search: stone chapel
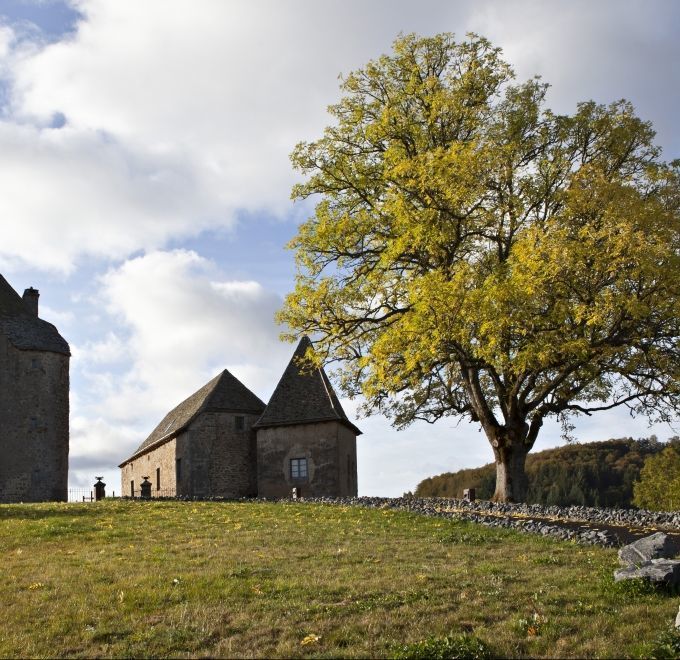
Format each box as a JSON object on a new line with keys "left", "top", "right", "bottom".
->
{"left": 119, "top": 336, "right": 360, "bottom": 498}
{"left": 0, "top": 274, "right": 70, "bottom": 503}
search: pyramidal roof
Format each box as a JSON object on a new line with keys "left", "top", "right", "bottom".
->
{"left": 0, "top": 274, "right": 70, "bottom": 356}
{"left": 254, "top": 336, "right": 361, "bottom": 435}
{"left": 120, "top": 369, "right": 266, "bottom": 465}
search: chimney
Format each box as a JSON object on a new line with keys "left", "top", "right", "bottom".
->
{"left": 22, "top": 288, "right": 39, "bottom": 317}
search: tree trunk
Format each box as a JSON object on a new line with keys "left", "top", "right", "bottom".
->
{"left": 491, "top": 441, "right": 529, "bottom": 503}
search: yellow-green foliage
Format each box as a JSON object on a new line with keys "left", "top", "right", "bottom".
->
{"left": 633, "top": 444, "right": 680, "bottom": 511}
{"left": 0, "top": 500, "right": 678, "bottom": 658}
{"left": 279, "top": 33, "right": 680, "bottom": 502}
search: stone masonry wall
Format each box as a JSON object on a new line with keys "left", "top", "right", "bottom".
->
{"left": 0, "top": 334, "right": 69, "bottom": 503}
{"left": 120, "top": 436, "right": 178, "bottom": 497}
{"left": 256, "top": 421, "right": 356, "bottom": 498}
{"left": 336, "top": 423, "right": 358, "bottom": 497}
{"left": 186, "top": 411, "right": 260, "bottom": 497}
{"left": 121, "top": 411, "right": 261, "bottom": 498}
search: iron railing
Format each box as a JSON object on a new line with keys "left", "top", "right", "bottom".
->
{"left": 127, "top": 487, "right": 177, "bottom": 499}
{"left": 67, "top": 488, "right": 116, "bottom": 502}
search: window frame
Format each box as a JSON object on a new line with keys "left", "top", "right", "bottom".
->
{"left": 290, "top": 457, "right": 308, "bottom": 480}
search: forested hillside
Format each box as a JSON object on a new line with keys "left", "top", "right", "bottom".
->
{"left": 415, "top": 437, "right": 673, "bottom": 508}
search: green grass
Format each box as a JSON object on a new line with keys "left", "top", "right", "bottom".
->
{"left": 0, "top": 500, "right": 677, "bottom": 658}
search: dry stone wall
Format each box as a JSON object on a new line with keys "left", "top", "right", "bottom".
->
{"left": 289, "top": 496, "right": 680, "bottom": 548}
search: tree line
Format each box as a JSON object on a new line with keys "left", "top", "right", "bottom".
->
{"left": 415, "top": 437, "right": 678, "bottom": 508}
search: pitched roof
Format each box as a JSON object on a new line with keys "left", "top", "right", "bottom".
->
{"left": 254, "top": 336, "right": 361, "bottom": 435}
{"left": 119, "top": 369, "right": 266, "bottom": 466}
{"left": 0, "top": 274, "right": 70, "bottom": 356}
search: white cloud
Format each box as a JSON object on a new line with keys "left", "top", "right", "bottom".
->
{"left": 0, "top": 25, "right": 13, "bottom": 59}
{"left": 68, "top": 249, "right": 293, "bottom": 487}
{"left": 1, "top": 0, "right": 374, "bottom": 271}
{"left": 39, "top": 303, "right": 75, "bottom": 328}
{"left": 0, "top": 0, "right": 677, "bottom": 273}
{"left": 469, "top": 0, "right": 680, "bottom": 156}
{"left": 74, "top": 331, "right": 129, "bottom": 365}
{"left": 0, "top": 122, "right": 225, "bottom": 271}
{"left": 68, "top": 415, "right": 139, "bottom": 490}
{"left": 98, "top": 249, "right": 287, "bottom": 398}
{"left": 0, "top": 0, "right": 677, "bottom": 494}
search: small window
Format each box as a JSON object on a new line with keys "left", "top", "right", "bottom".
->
{"left": 30, "top": 417, "right": 38, "bottom": 430}
{"left": 176, "top": 458, "right": 182, "bottom": 483}
{"left": 290, "top": 457, "right": 308, "bottom": 480}
{"left": 235, "top": 415, "right": 245, "bottom": 431}
{"left": 130, "top": 480, "right": 135, "bottom": 497}
{"left": 156, "top": 467, "right": 161, "bottom": 491}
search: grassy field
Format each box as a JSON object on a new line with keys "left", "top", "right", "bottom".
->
{"left": 0, "top": 500, "right": 679, "bottom": 658}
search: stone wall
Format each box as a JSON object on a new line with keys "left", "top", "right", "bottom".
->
{"left": 185, "top": 411, "right": 260, "bottom": 497}
{"left": 120, "top": 436, "right": 178, "bottom": 497}
{"left": 120, "top": 411, "right": 261, "bottom": 498}
{"left": 256, "top": 421, "right": 357, "bottom": 498}
{"left": 0, "top": 334, "right": 69, "bottom": 503}
{"left": 335, "top": 423, "right": 358, "bottom": 497}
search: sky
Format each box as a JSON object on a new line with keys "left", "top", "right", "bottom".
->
{"left": 0, "top": 0, "right": 679, "bottom": 496}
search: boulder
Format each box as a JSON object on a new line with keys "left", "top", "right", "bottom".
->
{"left": 614, "top": 558, "right": 680, "bottom": 586}
{"left": 618, "top": 532, "right": 675, "bottom": 567}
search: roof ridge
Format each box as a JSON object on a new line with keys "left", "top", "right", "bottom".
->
{"left": 198, "top": 369, "right": 229, "bottom": 412}
{"left": 120, "top": 367, "right": 266, "bottom": 466}
{"left": 318, "top": 365, "right": 338, "bottom": 417}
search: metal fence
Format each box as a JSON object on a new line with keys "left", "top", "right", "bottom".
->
{"left": 67, "top": 488, "right": 117, "bottom": 502}
{"left": 67, "top": 488, "right": 95, "bottom": 502}
{"left": 67, "top": 487, "right": 180, "bottom": 502}
{"left": 127, "top": 487, "right": 177, "bottom": 499}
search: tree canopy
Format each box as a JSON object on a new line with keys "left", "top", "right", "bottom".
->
{"left": 279, "top": 33, "right": 680, "bottom": 502}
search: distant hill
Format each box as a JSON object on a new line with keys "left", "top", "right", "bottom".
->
{"left": 414, "top": 437, "right": 671, "bottom": 508}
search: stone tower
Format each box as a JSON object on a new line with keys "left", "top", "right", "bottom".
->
{"left": 254, "top": 336, "right": 360, "bottom": 498}
{"left": 0, "top": 275, "right": 70, "bottom": 502}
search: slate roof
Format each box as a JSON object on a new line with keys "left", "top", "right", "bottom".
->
{"left": 119, "top": 369, "right": 266, "bottom": 466}
{"left": 254, "top": 336, "right": 362, "bottom": 435}
{"left": 0, "top": 274, "right": 70, "bottom": 356}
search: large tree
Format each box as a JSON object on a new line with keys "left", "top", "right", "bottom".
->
{"left": 278, "top": 33, "right": 680, "bottom": 502}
